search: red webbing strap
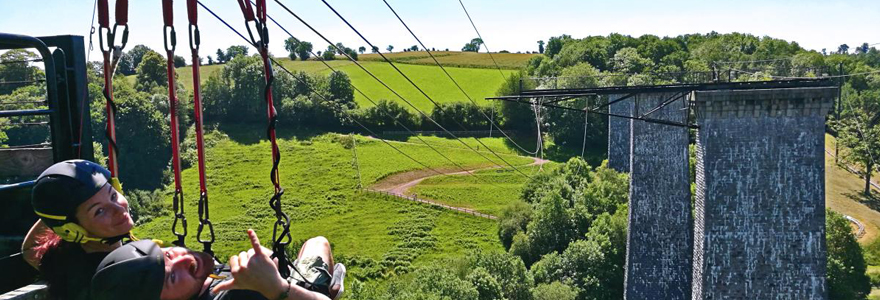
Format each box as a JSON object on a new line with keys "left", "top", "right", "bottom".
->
{"left": 162, "top": 0, "right": 187, "bottom": 247}
{"left": 255, "top": 0, "right": 266, "bottom": 24}
{"left": 236, "top": 0, "right": 255, "bottom": 21}
{"left": 115, "top": 0, "right": 128, "bottom": 25}
{"left": 188, "top": 0, "right": 214, "bottom": 255}
{"left": 162, "top": 0, "right": 174, "bottom": 26}
{"left": 187, "top": 0, "right": 198, "bottom": 24}
{"left": 98, "top": 0, "right": 109, "bottom": 28}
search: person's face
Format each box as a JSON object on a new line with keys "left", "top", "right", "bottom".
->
{"left": 74, "top": 184, "right": 133, "bottom": 238}
{"left": 159, "top": 247, "right": 214, "bottom": 300}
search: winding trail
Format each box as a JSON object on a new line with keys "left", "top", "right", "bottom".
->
{"left": 369, "top": 156, "right": 549, "bottom": 219}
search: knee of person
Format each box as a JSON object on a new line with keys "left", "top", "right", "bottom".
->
{"left": 306, "top": 236, "right": 330, "bottom": 249}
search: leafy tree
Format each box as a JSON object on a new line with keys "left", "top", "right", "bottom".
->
{"left": 497, "top": 71, "right": 538, "bottom": 131}
{"left": 296, "top": 41, "right": 313, "bottom": 61}
{"left": 284, "top": 37, "right": 300, "bottom": 60}
{"left": 352, "top": 99, "right": 419, "bottom": 131}
{"left": 409, "top": 45, "right": 419, "bottom": 52}
{"left": 835, "top": 86, "right": 880, "bottom": 196}
{"left": 839, "top": 44, "right": 850, "bottom": 55}
{"left": 358, "top": 46, "right": 366, "bottom": 54}
{"left": 207, "top": 56, "right": 214, "bottom": 65}
{"left": 499, "top": 200, "right": 533, "bottom": 250}
{"left": 116, "top": 45, "right": 154, "bottom": 75}
{"left": 0, "top": 50, "right": 41, "bottom": 94}
{"left": 387, "top": 45, "right": 394, "bottom": 53}
{"left": 335, "top": 43, "right": 346, "bottom": 55}
{"left": 827, "top": 209, "right": 871, "bottom": 299}
{"left": 173, "top": 55, "right": 187, "bottom": 68}
{"left": 322, "top": 50, "right": 336, "bottom": 61}
{"left": 546, "top": 34, "right": 572, "bottom": 58}
{"left": 344, "top": 48, "right": 358, "bottom": 61}
{"left": 215, "top": 48, "right": 227, "bottom": 63}
{"left": 467, "top": 268, "right": 503, "bottom": 300}
{"left": 469, "top": 252, "right": 533, "bottom": 300}
{"left": 371, "top": 46, "right": 379, "bottom": 53}
{"left": 531, "top": 281, "right": 577, "bottom": 300}
{"left": 610, "top": 47, "right": 653, "bottom": 73}
{"left": 225, "top": 45, "right": 249, "bottom": 59}
{"left": 385, "top": 266, "right": 479, "bottom": 300}
{"left": 462, "top": 38, "right": 484, "bottom": 52}
{"left": 134, "top": 51, "right": 167, "bottom": 92}
{"left": 537, "top": 40, "right": 545, "bottom": 54}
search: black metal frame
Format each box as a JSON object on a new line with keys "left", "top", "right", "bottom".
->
{"left": 488, "top": 78, "right": 838, "bottom": 129}
{"left": 0, "top": 33, "right": 93, "bottom": 163}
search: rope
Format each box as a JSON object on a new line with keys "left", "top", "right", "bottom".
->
{"left": 188, "top": 0, "right": 215, "bottom": 256}
{"left": 315, "top": 0, "right": 531, "bottom": 179}
{"left": 381, "top": 0, "right": 536, "bottom": 156}
{"left": 77, "top": 0, "right": 99, "bottom": 158}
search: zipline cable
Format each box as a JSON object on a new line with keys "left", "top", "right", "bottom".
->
{"left": 313, "top": 0, "right": 531, "bottom": 179}
{"left": 97, "top": 0, "right": 129, "bottom": 191}
{"left": 187, "top": 0, "right": 215, "bottom": 255}
{"left": 259, "top": 7, "right": 499, "bottom": 187}
{"left": 77, "top": 0, "right": 99, "bottom": 158}
{"left": 197, "top": 0, "right": 451, "bottom": 181}
{"left": 381, "top": 0, "right": 537, "bottom": 156}
{"left": 234, "top": 0, "right": 291, "bottom": 278}
{"left": 272, "top": 0, "right": 522, "bottom": 179}
{"left": 162, "top": 0, "right": 188, "bottom": 248}
{"left": 456, "top": 0, "right": 506, "bottom": 80}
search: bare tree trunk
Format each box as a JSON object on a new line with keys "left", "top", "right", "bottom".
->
{"left": 867, "top": 160, "right": 874, "bottom": 197}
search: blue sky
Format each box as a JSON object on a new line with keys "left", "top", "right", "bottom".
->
{"left": 1, "top": 0, "right": 878, "bottom": 61}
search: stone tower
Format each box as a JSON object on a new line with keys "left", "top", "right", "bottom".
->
{"left": 691, "top": 87, "right": 835, "bottom": 299}
{"left": 624, "top": 92, "right": 693, "bottom": 299}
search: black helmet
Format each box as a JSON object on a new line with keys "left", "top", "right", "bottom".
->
{"left": 31, "top": 160, "right": 113, "bottom": 243}
{"left": 91, "top": 240, "right": 165, "bottom": 300}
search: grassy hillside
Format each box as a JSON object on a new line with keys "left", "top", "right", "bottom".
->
{"left": 134, "top": 127, "right": 533, "bottom": 274}
{"left": 149, "top": 55, "right": 517, "bottom": 113}
{"left": 358, "top": 51, "right": 536, "bottom": 70}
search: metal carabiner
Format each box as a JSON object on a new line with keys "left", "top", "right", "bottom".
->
{"left": 164, "top": 25, "right": 177, "bottom": 53}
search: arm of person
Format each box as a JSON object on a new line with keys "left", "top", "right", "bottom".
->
{"left": 21, "top": 219, "right": 50, "bottom": 269}
{"left": 212, "top": 230, "right": 330, "bottom": 300}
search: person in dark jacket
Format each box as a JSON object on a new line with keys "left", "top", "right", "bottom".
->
{"left": 21, "top": 159, "right": 135, "bottom": 300}
{"left": 91, "top": 229, "right": 346, "bottom": 300}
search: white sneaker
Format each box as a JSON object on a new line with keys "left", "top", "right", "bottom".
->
{"left": 330, "top": 263, "right": 346, "bottom": 300}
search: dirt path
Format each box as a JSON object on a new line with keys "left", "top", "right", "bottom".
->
{"left": 369, "top": 156, "right": 549, "bottom": 219}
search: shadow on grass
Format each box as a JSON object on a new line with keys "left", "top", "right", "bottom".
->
{"left": 217, "top": 122, "right": 326, "bottom": 145}
{"left": 846, "top": 191, "right": 880, "bottom": 211}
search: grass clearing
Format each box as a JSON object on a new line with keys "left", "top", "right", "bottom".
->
{"left": 409, "top": 164, "right": 557, "bottom": 216}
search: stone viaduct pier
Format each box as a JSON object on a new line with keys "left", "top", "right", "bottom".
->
{"left": 493, "top": 79, "right": 837, "bottom": 299}
{"left": 604, "top": 84, "right": 835, "bottom": 299}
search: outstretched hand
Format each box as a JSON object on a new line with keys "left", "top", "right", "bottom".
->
{"left": 212, "top": 230, "right": 286, "bottom": 298}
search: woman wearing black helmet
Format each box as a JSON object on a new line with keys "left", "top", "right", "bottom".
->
{"left": 20, "top": 159, "right": 135, "bottom": 300}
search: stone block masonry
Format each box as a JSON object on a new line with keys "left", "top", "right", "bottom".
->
{"left": 608, "top": 94, "right": 632, "bottom": 173}
{"left": 625, "top": 92, "right": 692, "bottom": 299}
{"left": 691, "top": 87, "right": 836, "bottom": 299}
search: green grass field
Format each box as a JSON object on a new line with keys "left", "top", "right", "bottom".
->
{"left": 358, "top": 51, "right": 536, "bottom": 70}
{"left": 409, "top": 164, "right": 556, "bottom": 216}
{"left": 134, "top": 127, "right": 535, "bottom": 280}
{"left": 147, "top": 54, "right": 518, "bottom": 113}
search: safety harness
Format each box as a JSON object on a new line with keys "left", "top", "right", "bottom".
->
{"left": 187, "top": 0, "right": 216, "bottom": 256}
{"left": 236, "top": 0, "right": 293, "bottom": 278}
{"left": 97, "top": 0, "right": 128, "bottom": 193}
{"left": 161, "top": 0, "right": 188, "bottom": 248}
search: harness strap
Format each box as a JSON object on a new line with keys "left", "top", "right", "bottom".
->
{"left": 162, "top": 0, "right": 187, "bottom": 248}
{"left": 188, "top": 0, "right": 215, "bottom": 256}
{"left": 97, "top": 0, "right": 129, "bottom": 184}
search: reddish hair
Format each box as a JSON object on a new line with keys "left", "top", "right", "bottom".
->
{"left": 34, "top": 231, "right": 76, "bottom": 298}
